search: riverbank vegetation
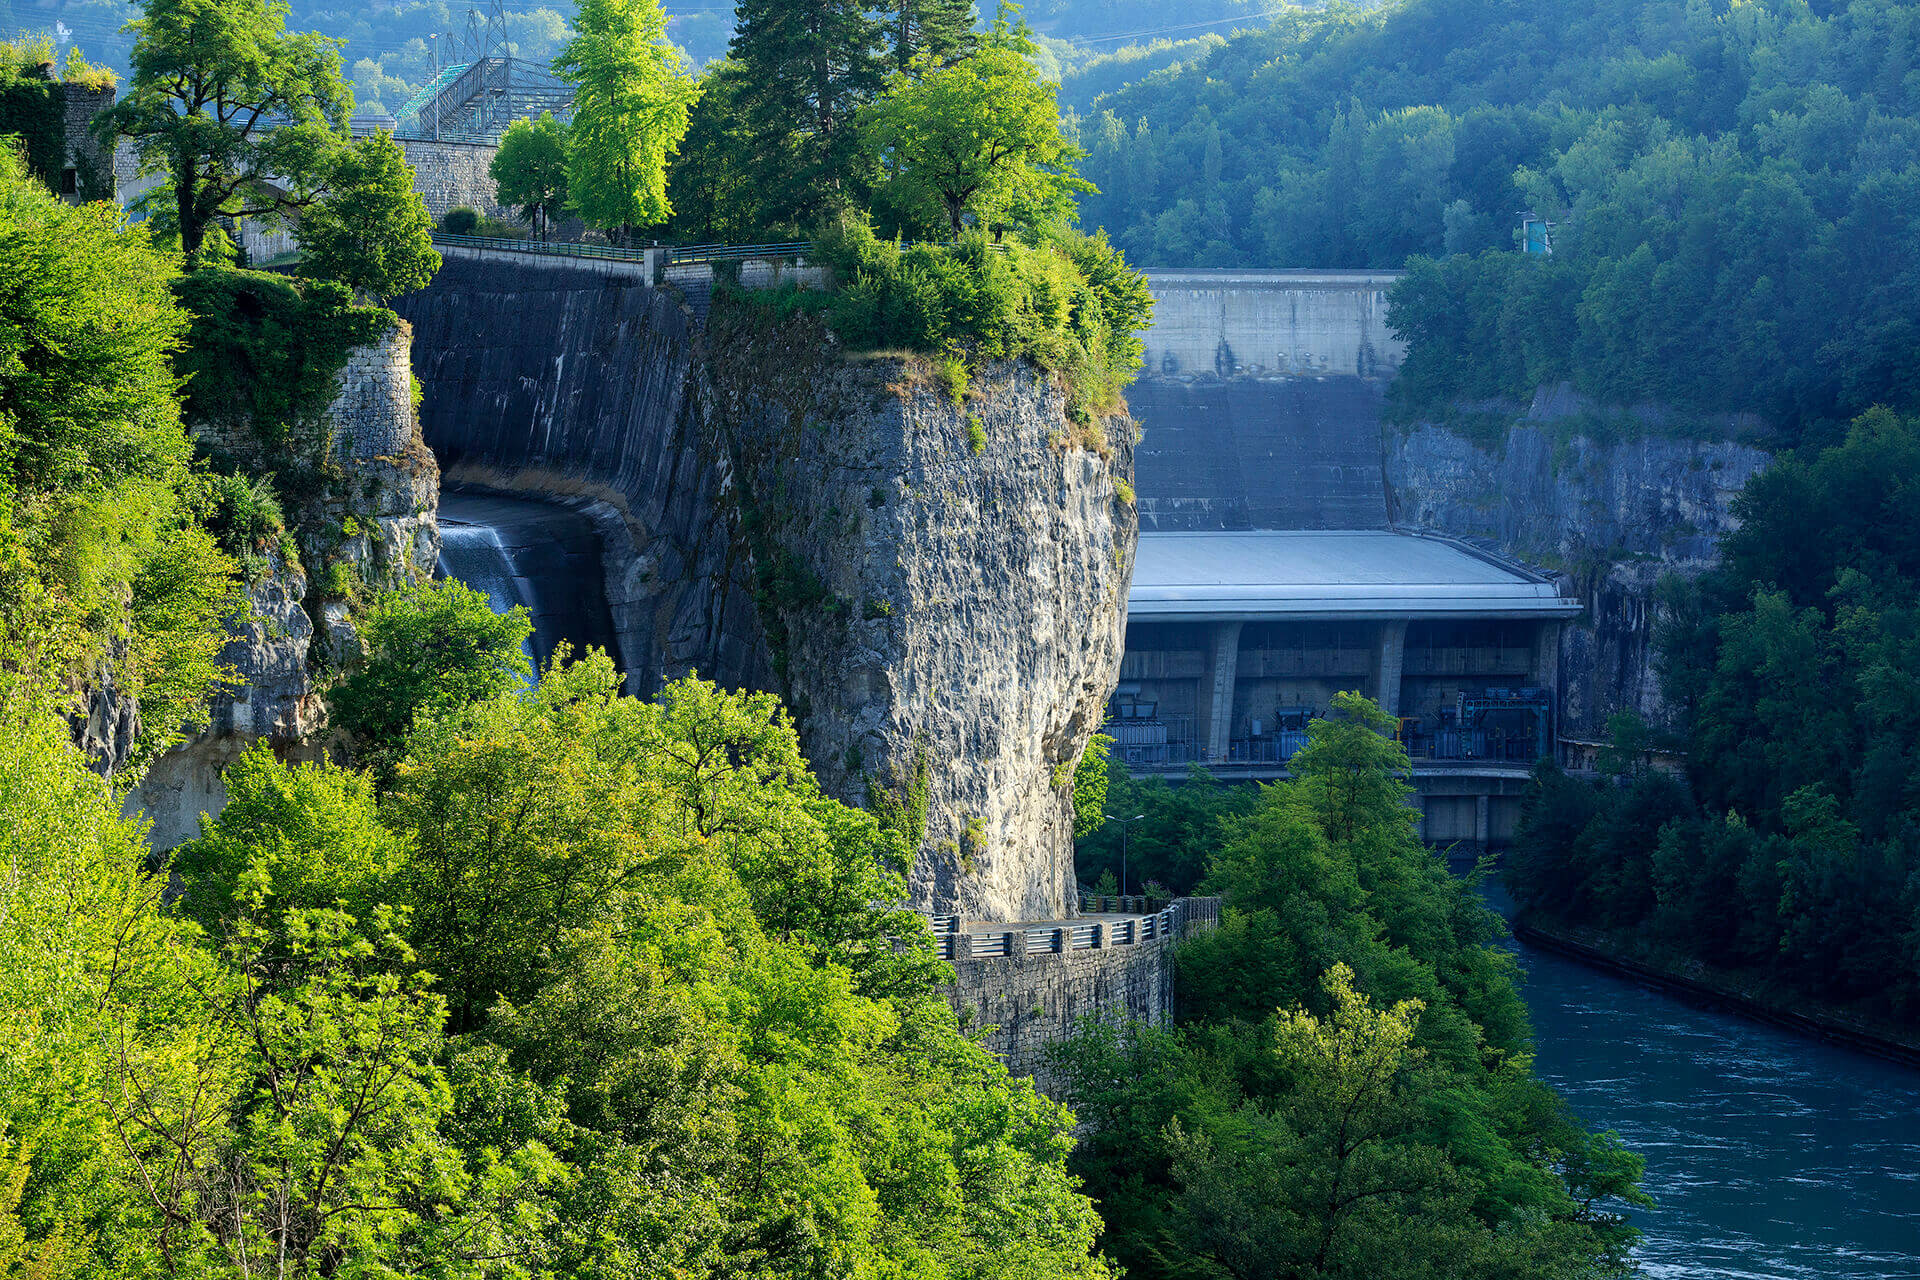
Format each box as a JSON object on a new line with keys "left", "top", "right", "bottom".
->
{"left": 1058, "top": 693, "right": 1647, "bottom": 1278}
{"left": 1507, "top": 409, "right": 1920, "bottom": 1030}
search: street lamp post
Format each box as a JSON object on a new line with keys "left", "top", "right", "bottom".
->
{"left": 1103, "top": 812, "right": 1146, "bottom": 901}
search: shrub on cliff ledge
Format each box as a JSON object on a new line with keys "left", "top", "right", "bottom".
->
{"left": 804, "top": 214, "right": 1153, "bottom": 423}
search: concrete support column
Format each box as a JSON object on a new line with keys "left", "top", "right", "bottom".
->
{"left": 1375, "top": 619, "right": 1409, "bottom": 716}
{"left": 1531, "top": 619, "right": 1561, "bottom": 691}
{"left": 1532, "top": 619, "right": 1563, "bottom": 761}
{"left": 1474, "top": 795, "right": 1491, "bottom": 850}
{"left": 1201, "top": 621, "right": 1243, "bottom": 762}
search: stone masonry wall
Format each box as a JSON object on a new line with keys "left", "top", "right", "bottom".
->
{"left": 948, "top": 898, "right": 1221, "bottom": 1095}
{"left": 399, "top": 139, "right": 506, "bottom": 219}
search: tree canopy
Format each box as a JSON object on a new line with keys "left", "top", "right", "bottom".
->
{"left": 862, "top": 17, "right": 1091, "bottom": 238}
{"left": 297, "top": 129, "right": 440, "bottom": 300}
{"left": 104, "top": 0, "right": 353, "bottom": 264}
{"left": 1057, "top": 693, "right": 1647, "bottom": 1279}
{"left": 554, "top": 0, "right": 702, "bottom": 235}
{"left": 489, "top": 112, "right": 571, "bottom": 239}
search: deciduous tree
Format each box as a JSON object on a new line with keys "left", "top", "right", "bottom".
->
{"left": 554, "top": 0, "right": 701, "bottom": 235}
{"left": 861, "top": 18, "right": 1092, "bottom": 237}
{"left": 490, "top": 111, "right": 570, "bottom": 239}
{"left": 103, "top": 0, "right": 353, "bottom": 265}
{"left": 297, "top": 130, "right": 439, "bottom": 300}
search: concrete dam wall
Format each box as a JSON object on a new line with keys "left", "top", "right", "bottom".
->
{"left": 1133, "top": 271, "right": 1399, "bottom": 533}
{"left": 392, "top": 256, "right": 1133, "bottom": 921}
{"left": 1130, "top": 269, "right": 1768, "bottom": 741}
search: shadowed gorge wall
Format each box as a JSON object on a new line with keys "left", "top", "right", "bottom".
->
{"left": 393, "top": 257, "right": 1133, "bottom": 920}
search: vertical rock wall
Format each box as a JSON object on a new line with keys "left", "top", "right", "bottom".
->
{"left": 131, "top": 316, "right": 439, "bottom": 846}
{"left": 1386, "top": 415, "right": 1770, "bottom": 737}
{"left": 702, "top": 310, "right": 1135, "bottom": 920}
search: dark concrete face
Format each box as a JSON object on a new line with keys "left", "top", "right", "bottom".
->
{"left": 437, "top": 490, "right": 619, "bottom": 676}
{"left": 1128, "top": 377, "right": 1389, "bottom": 531}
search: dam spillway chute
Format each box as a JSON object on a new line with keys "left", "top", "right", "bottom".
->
{"left": 434, "top": 491, "right": 620, "bottom": 679}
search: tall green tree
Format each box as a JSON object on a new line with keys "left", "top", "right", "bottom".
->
{"left": 103, "top": 0, "right": 352, "bottom": 265}
{"left": 886, "top": 0, "right": 977, "bottom": 71}
{"left": 553, "top": 0, "right": 701, "bottom": 235}
{"left": 862, "top": 16, "right": 1092, "bottom": 237}
{"left": 297, "top": 130, "right": 439, "bottom": 300}
{"left": 489, "top": 111, "right": 570, "bottom": 240}
{"left": 726, "top": 0, "right": 887, "bottom": 231}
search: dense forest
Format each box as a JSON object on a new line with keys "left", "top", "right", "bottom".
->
{"left": 1506, "top": 409, "right": 1920, "bottom": 1030}
{"left": 1070, "top": 0, "right": 1920, "bottom": 439}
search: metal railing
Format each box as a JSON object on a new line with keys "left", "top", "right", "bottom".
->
{"left": 430, "top": 231, "right": 654, "bottom": 262}
{"left": 665, "top": 241, "right": 812, "bottom": 266}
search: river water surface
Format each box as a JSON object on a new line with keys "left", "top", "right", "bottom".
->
{"left": 1501, "top": 918, "right": 1920, "bottom": 1277}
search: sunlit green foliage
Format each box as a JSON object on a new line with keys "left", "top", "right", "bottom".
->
{"left": 489, "top": 112, "right": 571, "bottom": 239}
{"left": 297, "top": 129, "right": 440, "bottom": 301}
{"left": 0, "top": 147, "right": 236, "bottom": 766}
{"left": 328, "top": 577, "right": 533, "bottom": 767}
{"left": 788, "top": 213, "right": 1152, "bottom": 422}
{"left": 861, "top": 17, "right": 1091, "bottom": 238}
{"left": 554, "top": 0, "right": 701, "bottom": 235}
{"left": 1508, "top": 409, "right": 1920, "bottom": 1024}
{"left": 1056, "top": 692, "right": 1646, "bottom": 1279}
{"left": 104, "top": 0, "right": 353, "bottom": 264}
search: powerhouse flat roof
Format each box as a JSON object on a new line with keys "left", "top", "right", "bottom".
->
{"left": 1130, "top": 531, "right": 1582, "bottom": 621}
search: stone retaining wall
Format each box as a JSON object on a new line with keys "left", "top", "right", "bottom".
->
{"left": 946, "top": 897, "right": 1221, "bottom": 1094}
{"left": 399, "top": 138, "right": 505, "bottom": 219}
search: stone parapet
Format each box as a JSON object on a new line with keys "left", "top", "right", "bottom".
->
{"left": 944, "top": 896, "right": 1221, "bottom": 1095}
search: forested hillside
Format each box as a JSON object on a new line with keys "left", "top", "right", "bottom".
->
{"left": 1074, "top": 0, "right": 1920, "bottom": 438}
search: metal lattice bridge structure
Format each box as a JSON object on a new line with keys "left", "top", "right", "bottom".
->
{"left": 394, "top": 56, "right": 574, "bottom": 144}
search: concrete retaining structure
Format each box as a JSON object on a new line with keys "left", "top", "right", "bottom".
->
{"left": 945, "top": 897, "right": 1221, "bottom": 1093}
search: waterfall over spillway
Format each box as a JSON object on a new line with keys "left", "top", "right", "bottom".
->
{"left": 435, "top": 491, "right": 620, "bottom": 678}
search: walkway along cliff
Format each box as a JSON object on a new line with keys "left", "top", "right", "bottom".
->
{"left": 392, "top": 256, "right": 1136, "bottom": 922}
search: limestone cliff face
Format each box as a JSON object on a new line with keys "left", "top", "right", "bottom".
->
{"left": 1386, "top": 402, "right": 1770, "bottom": 737}
{"left": 702, "top": 311, "right": 1135, "bottom": 920}
{"left": 395, "top": 259, "right": 1134, "bottom": 920}
{"left": 131, "top": 316, "right": 439, "bottom": 845}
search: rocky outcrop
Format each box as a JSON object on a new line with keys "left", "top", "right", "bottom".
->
{"left": 135, "top": 555, "right": 325, "bottom": 848}
{"left": 130, "top": 315, "right": 439, "bottom": 845}
{"left": 703, "top": 311, "right": 1135, "bottom": 920}
{"left": 394, "top": 258, "right": 1134, "bottom": 920}
{"left": 1386, "top": 405, "right": 1770, "bottom": 737}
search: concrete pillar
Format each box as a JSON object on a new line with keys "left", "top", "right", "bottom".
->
{"left": 1532, "top": 619, "right": 1563, "bottom": 762}
{"left": 1375, "top": 619, "right": 1409, "bottom": 716}
{"left": 1474, "top": 795, "right": 1491, "bottom": 850}
{"left": 1531, "top": 619, "right": 1561, "bottom": 691}
{"left": 1201, "top": 620, "right": 1243, "bottom": 762}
